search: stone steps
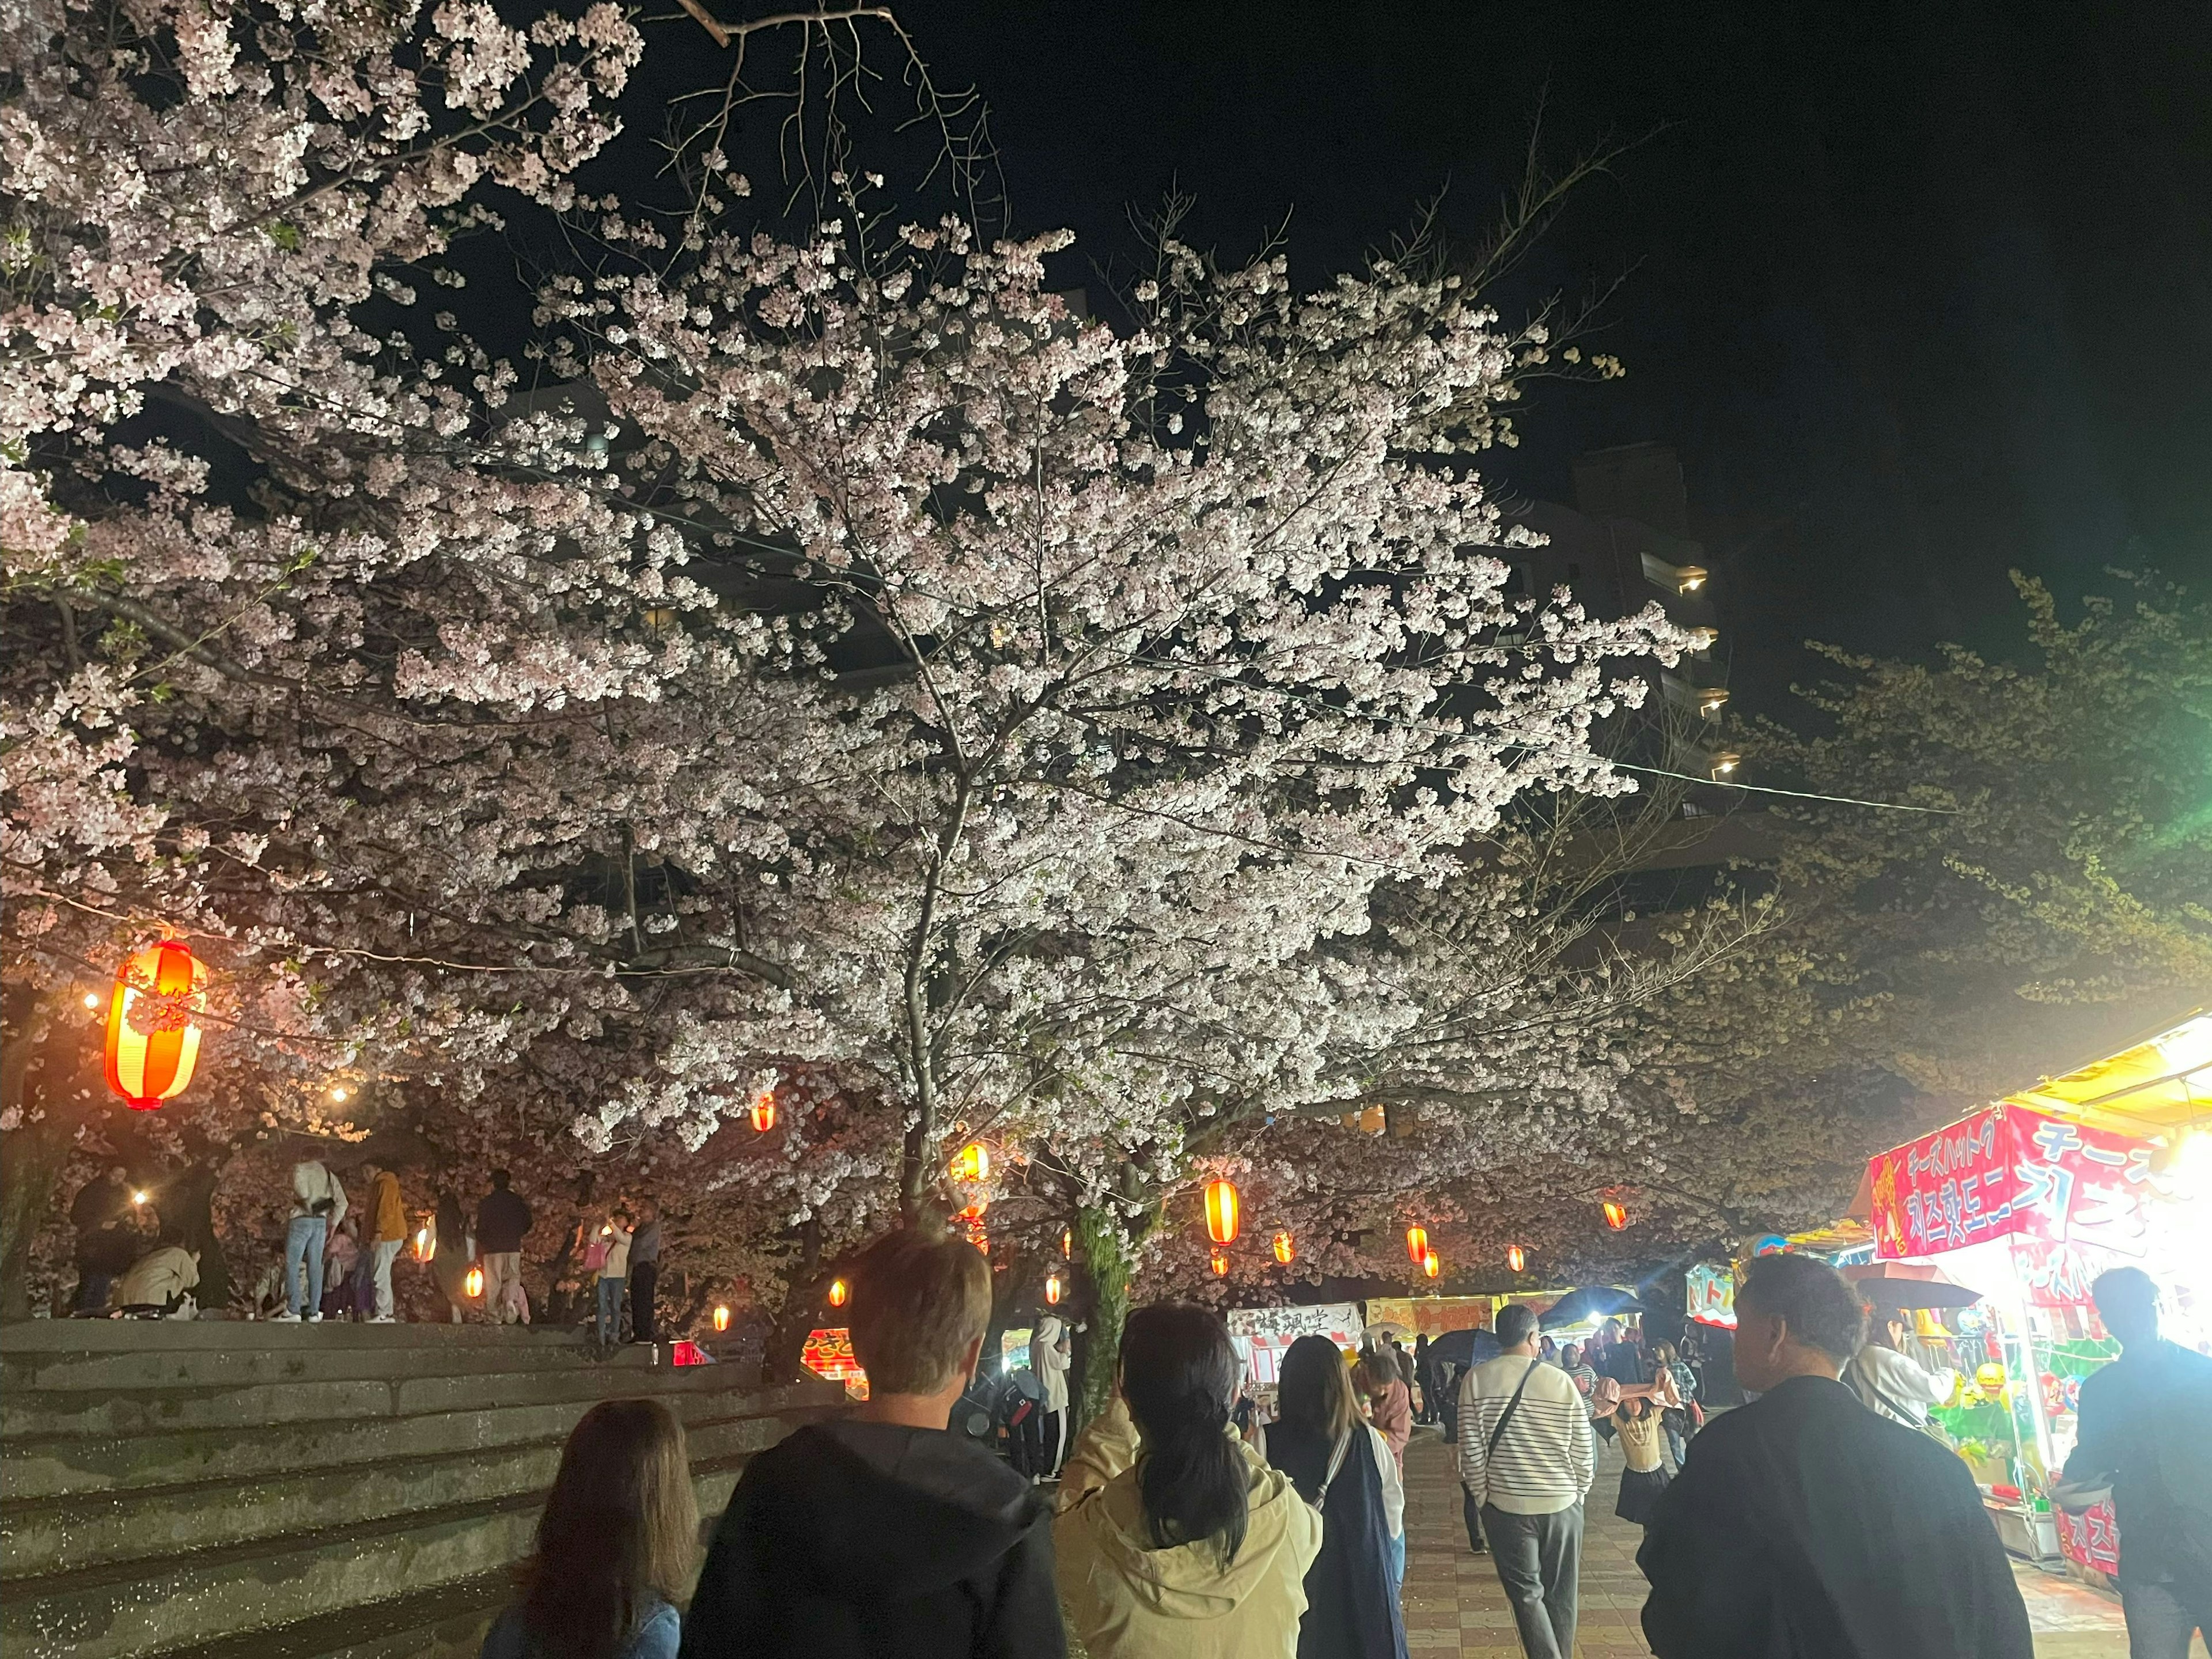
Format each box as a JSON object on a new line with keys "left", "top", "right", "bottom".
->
{"left": 0, "top": 1321, "right": 838, "bottom": 1659}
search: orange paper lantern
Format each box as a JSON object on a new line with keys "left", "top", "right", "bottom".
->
{"left": 713, "top": 1304, "right": 732, "bottom": 1332}
{"left": 1405, "top": 1224, "right": 1428, "bottom": 1266}
{"left": 827, "top": 1277, "right": 849, "bottom": 1308}
{"left": 950, "top": 1141, "right": 990, "bottom": 1183}
{"left": 1507, "top": 1243, "right": 1528, "bottom": 1274}
{"left": 1422, "top": 1247, "right": 1440, "bottom": 1279}
{"left": 1203, "top": 1178, "right": 1240, "bottom": 1244}
{"left": 749, "top": 1093, "right": 777, "bottom": 1132}
{"left": 1062, "top": 1227, "right": 1073, "bottom": 1258}
{"left": 1046, "top": 1273, "right": 1063, "bottom": 1305}
{"left": 465, "top": 1265, "right": 484, "bottom": 1298}
{"left": 1272, "top": 1230, "right": 1295, "bottom": 1265}
{"left": 1602, "top": 1200, "right": 1629, "bottom": 1231}
{"left": 412, "top": 1225, "right": 435, "bottom": 1264}
{"left": 1210, "top": 1250, "right": 1230, "bottom": 1277}
{"left": 103, "top": 940, "right": 206, "bottom": 1111}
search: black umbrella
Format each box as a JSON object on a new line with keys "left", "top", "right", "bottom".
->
{"left": 1537, "top": 1287, "right": 1644, "bottom": 1330}
{"left": 1844, "top": 1263, "right": 1983, "bottom": 1310}
{"left": 1429, "top": 1326, "right": 1501, "bottom": 1370}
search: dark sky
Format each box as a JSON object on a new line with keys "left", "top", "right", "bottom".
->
{"left": 597, "top": 0, "right": 2212, "bottom": 710}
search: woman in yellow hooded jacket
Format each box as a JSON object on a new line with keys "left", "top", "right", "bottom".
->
{"left": 1055, "top": 1304, "right": 1322, "bottom": 1659}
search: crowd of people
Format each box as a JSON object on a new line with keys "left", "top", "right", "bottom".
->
{"left": 463, "top": 1239, "right": 2210, "bottom": 1659}
{"left": 65, "top": 1158, "right": 676, "bottom": 1346}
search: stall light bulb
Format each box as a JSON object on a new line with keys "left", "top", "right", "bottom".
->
{"left": 83, "top": 992, "right": 101, "bottom": 1010}
{"left": 330, "top": 1085, "right": 349, "bottom": 1103}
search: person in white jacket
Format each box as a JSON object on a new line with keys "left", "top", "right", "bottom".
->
{"left": 276, "top": 1158, "right": 347, "bottom": 1322}
{"left": 1847, "top": 1306, "right": 1958, "bottom": 1426}
{"left": 1029, "top": 1313, "right": 1073, "bottom": 1480}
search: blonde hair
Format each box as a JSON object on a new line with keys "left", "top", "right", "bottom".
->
{"left": 848, "top": 1229, "right": 992, "bottom": 1394}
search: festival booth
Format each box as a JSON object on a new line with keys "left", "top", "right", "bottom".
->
{"left": 1361, "top": 1294, "right": 1495, "bottom": 1343}
{"left": 1859, "top": 1011, "right": 2210, "bottom": 1579}
{"left": 1226, "top": 1302, "right": 1364, "bottom": 1386}
{"left": 1685, "top": 1263, "right": 1737, "bottom": 1331}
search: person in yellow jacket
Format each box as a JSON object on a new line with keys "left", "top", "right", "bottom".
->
{"left": 361, "top": 1161, "right": 407, "bottom": 1323}
{"left": 1055, "top": 1304, "right": 1321, "bottom": 1659}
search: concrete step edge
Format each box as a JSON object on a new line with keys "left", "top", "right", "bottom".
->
{"left": 132, "top": 1569, "right": 512, "bottom": 1659}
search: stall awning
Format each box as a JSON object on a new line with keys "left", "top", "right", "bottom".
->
{"left": 2005, "top": 1010, "right": 2211, "bottom": 1137}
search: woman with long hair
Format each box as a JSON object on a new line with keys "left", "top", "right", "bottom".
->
{"left": 1056, "top": 1302, "right": 1321, "bottom": 1659}
{"left": 481, "top": 1399, "right": 698, "bottom": 1659}
{"left": 1257, "top": 1337, "right": 1408, "bottom": 1659}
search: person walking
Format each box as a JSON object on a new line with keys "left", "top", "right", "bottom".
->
{"left": 1638, "top": 1252, "right": 2031, "bottom": 1659}
{"left": 1028, "top": 1313, "right": 1072, "bottom": 1480}
{"left": 477, "top": 1169, "right": 533, "bottom": 1325}
{"left": 481, "top": 1399, "right": 696, "bottom": 1659}
{"left": 1845, "top": 1308, "right": 1956, "bottom": 1429}
{"left": 2061, "top": 1267, "right": 2212, "bottom": 1657}
{"left": 1456, "top": 1302, "right": 1592, "bottom": 1659}
{"left": 1255, "top": 1335, "right": 1407, "bottom": 1659}
{"left": 1611, "top": 1395, "right": 1670, "bottom": 1528}
{"left": 683, "top": 1229, "right": 1065, "bottom": 1659}
{"left": 275, "top": 1157, "right": 347, "bottom": 1323}
{"left": 360, "top": 1161, "right": 407, "bottom": 1322}
{"left": 593, "top": 1210, "right": 632, "bottom": 1349}
{"left": 69, "top": 1164, "right": 134, "bottom": 1315}
{"left": 1411, "top": 1335, "right": 1437, "bottom": 1425}
{"left": 628, "top": 1200, "right": 662, "bottom": 1344}
{"left": 1056, "top": 1302, "right": 1320, "bottom": 1659}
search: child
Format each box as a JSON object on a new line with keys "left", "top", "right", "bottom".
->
{"left": 1613, "top": 1392, "right": 1672, "bottom": 1525}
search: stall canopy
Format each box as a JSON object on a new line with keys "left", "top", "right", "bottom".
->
{"left": 2006, "top": 1010, "right": 2211, "bottom": 1138}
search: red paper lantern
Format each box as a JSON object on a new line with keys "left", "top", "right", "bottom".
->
{"left": 1603, "top": 1200, "right": 1629, "bottom": 1231}
{"left": 1507, "top": 1243, "right": 1528, "bottom": 1274}
{"left": 749, "top": 1092, "right": 777, "bottom": 1132}
{"left": 1209, "top": 1250, "right": 1230, "bottom": 1277}
{"left": 1404, "top": 1224, "right": 1428, "bottom": 1266}
{"left": 1272, "top": 1230, "right": 1295, "bottom": 1265}
{"left": 104, "top": 941, "right": 206, "bottom": 1111}
{"left": 1203, "top": 1178, "right": 1240, "bottom": 1244}
{"left": 1422, "top": 1247, "right": 1441, "bottom": 1279}
{"left": 827, "top": 1277, "right": 849, "bottom": 1308}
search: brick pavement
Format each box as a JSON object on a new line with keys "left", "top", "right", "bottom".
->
{"left": 1395, "top": 1423, "right": 2133, "bottom": 1657}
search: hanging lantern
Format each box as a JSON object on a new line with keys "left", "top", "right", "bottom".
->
{"left": 103, "top": 940, "right": 206, "bottom": 1111}
{"left": 958, "top": 1196, "right": 990, "bottom": 1221}
{"left": 1272, "top": 1229, "right": 1295, "bottom": 1265}
{"left": 949, "top": 1141, "right": 990, "bottom": 1183}
{"left": 713, "top": 1304, "right": 732, "bottom": 1332}
{"left": 412, "top": 1224, "right": 435, "bottom": 1264}
{"left": 1203, "top": 1178, "right": 1240, "bottom": 1244}
{"left": 1404, "top": 1224, "right": 1428, "bottom": 1266}
{"left": 1602, "top": 1200, "right": 1629, "bottom": 1231}
{"left": 1507, "top": 1243, "right": 1528, "bottom": 1274}
{"left": 1209, "top": 1250, "right": 1230, "bottom": 1277}
{"left": 1422, "top": 1247, "right": 1441, "bottom": 1279}
{"left": 827, "top": 1277, "right": 849, "bottom": 1308}
{"left": 465, "top": 1264, "right": 484, "bottom": 1299}
{"left": 749, "top": 1092, "right": 777, "bottom": 1132}
{"left": 1046, "top": 1273, "right": 1063, "bottom": 1305}
{"left": 1062, "top": 1226, "right": 1073, "bottom": 1259}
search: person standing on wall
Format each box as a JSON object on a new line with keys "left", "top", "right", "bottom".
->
{"left": 629, "top": 1199, "right": 662, "bottom": 1344}
{"left": 1457, "top": 1303, "right": 1593, "bottom": 1659}
{"left": 360, "top": 1160, "right": 407, "bottom": 1323}
{"left": 2062, "top": 1267, "right": 2212, "bottom": 1658}
{"left": 476, "top": 1169, "right": 533, "bottom": 1326}
{"left": 276, "top": 1157, "right": 346, "bottom": 1323}
{"left": 1028, "top": 1313, "right": 1071, "bottom": 1481}
{"left": 69, "top": 1164, "right": 134, "bottom": 1316}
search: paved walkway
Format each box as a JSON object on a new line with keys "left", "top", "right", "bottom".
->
{"left": 1396, "top": 1425, "right": 2133, "bottom": 1657}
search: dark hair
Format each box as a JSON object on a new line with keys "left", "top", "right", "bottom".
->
{"left": 490, "top": 1169, "right": 512, "bottom": 1190}
{"left": 1120, "top": 1302, "right": 1249, "bottom": 1563}
{"left": 1282, "top": 1336, "right": 1361, "bottom": 1444}
{"left": 1737, "top": 1253, "right": 1866, "bottom": 1362}
{"left": 2091, "top": 1267, "right": 2159, "bottom": 1339}
{"left": 847, "top": 1229, "right": 991, "bottom": 1394}
{"left": 1495, "top": 1303, "right": 1539, "bottom": 1348}
{"left": 520, "top": 1399, "right": 698, "bottom": 1659}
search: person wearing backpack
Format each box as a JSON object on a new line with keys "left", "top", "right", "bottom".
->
{"left": 275, "top": 1158, "right": 347, "bottom": 1321}
{"left": 1456, "top": 1302, "right": 1592, "bottom": 1659}
{"left": 1255, "top": 1336, "right": 1407, "bottom": 1659}
{"left": 1055, "top": 1302, "right": 1320, "bottom": 1659}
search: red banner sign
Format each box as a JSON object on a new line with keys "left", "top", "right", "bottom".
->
{"left": 1868, "top": 1106, "right": 2154, "bottom": 1261}
{"left": 2055, "top": 1499, "right": 2120, "bottom": 1576}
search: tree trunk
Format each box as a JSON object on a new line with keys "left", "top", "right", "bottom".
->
{"left": 0, "top": 998, "right": 93, "bottom": 1321}
{"left": 1073, "top": 1203, "right": 1132, "bottom": 1431}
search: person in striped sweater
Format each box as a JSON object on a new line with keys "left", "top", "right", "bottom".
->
{"left": 1455, "top": 1303, "right": 1594, "bottom": 1659}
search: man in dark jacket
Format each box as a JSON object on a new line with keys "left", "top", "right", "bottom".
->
{"left": 2065, "top": 1267, "right": 2212, "bottom": 1654}
{"left": 70, "top": 1165, "right": 134, "bottom": 1315}
{"left": 681, "top": 1229, "right": 1065, "bottom": 1659}
{"left": 475, "top": 1170, "right": 532, "bottom": 1325}
{"left": 1638, "top": 1252, "right": 2032, "bottom": 1659}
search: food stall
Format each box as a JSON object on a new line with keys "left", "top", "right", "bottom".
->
{"left": 1226, "top": 1302, "right": 1364, "bottom": 1385}
{"left": 1859, "top": 1011, "right": 2210, "bottom": 1578}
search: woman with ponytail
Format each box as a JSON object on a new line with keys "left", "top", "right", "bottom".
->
{"left": 1055, "top": 1303, "right": 1321, "bottom": 1659}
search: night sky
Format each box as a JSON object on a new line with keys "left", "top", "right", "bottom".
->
{"left": 588, "top": 0, "right": 2211, "bottom": 712}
